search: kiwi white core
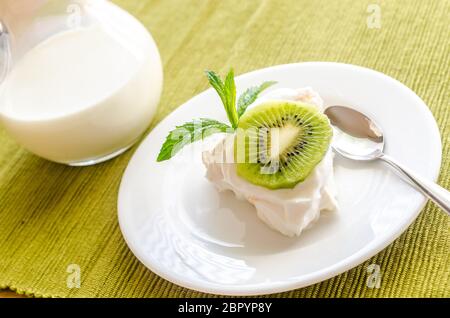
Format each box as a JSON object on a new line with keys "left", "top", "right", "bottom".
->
{"left": 270, "top": 124, "right": 301, "bottom": 160}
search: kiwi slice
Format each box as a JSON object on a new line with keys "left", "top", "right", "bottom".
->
{"left": 234, "top": 101, "right": 332, "bottom": 189}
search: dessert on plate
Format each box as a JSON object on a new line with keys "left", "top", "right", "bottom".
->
{"left": 157, "top": 69, "right": 338, "bottom": 237}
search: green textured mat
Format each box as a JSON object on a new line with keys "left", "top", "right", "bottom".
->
{"left": 0, "top": 0, "right": 449, "bottom": 297}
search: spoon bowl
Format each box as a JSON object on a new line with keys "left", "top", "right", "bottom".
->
{"left": 325, "top": 106, "right": 385, "bottom": 161}
{"left": 325, "top": 105, "right": 450, "bottom": 215}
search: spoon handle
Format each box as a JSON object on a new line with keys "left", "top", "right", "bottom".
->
{"left": 380, "top": 154, "right": 450, "bottom": 215}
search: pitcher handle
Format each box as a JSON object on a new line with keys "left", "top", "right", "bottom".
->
{"left": 0, "top": 20, "right": 12, "bottom": 83}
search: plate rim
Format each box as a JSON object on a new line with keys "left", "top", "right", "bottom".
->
{"left": 118, "top": 62, "right": 442, "bottom": 296}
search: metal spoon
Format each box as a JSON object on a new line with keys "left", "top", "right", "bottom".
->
{"left": 324, "top": 106, "right": 450, "bottom": 215}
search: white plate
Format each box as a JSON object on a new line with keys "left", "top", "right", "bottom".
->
{"left": 118, "top": 62, "right": 442, "bottom": 295}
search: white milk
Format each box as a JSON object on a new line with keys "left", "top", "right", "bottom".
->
{"left": 0, "top": 22, "right": 162, "bottom": 164}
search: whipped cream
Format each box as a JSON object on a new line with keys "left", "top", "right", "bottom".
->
{"left": 202, "top": 87, "right": 338, "bottom": 237}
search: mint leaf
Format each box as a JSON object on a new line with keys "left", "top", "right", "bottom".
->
{"left": 205, "top": 69, "right": 239, "bottom": 129}
{"left": 205, "top": 70, "right": 226, "bottom": 105}
{"left": 156, "top": 118, "right": 231, "bottom": 162}
{"left": 224, "top": 69, "right": 239, "bottom": 128}
{"left": 237, "top": 81, "right": 277, "bottom": 117}
{"left": 157, "top": 69, "right": 277, "bottom": 163}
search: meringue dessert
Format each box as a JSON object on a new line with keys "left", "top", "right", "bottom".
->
{"left": 202, "top": 87, "right": 338, "bottom": 237}
{"left": 157, "top": 69, "right": 337, "bottom": 237}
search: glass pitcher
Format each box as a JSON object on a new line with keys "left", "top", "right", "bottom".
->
{"left": 0, "top": 0, "right": 163, "bottom": 166}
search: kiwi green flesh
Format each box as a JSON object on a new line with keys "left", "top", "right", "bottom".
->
{"left": 235, "top": 101, "right": 332, "bottom": 189}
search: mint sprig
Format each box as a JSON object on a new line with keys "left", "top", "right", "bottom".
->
{"left": 206, "top": 69, "right": 239, "bottom": 129}
{"left": 157, "top": 119, "right": 230, "bottom": 162}
{"left": 157, "top": 69, "right": 277, "bottom": 162}
{"left": 237, "top": 81, "right": 277, "bottom": 117}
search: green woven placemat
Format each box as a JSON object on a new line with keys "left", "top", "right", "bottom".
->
{"left": 0, "top": 0, "right": 449, "bottom": 298}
